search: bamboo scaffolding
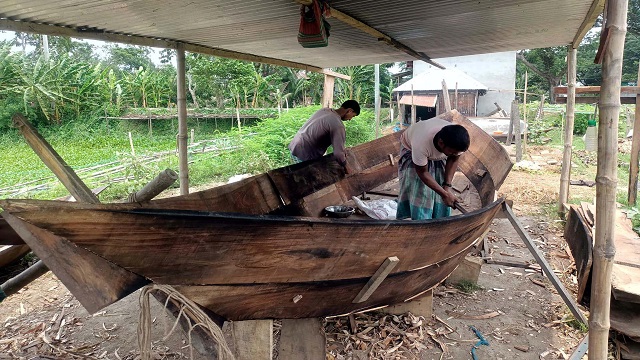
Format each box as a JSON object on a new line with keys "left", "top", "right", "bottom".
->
{"left": 628, "top": 62, "right": 640, "bottom": 205}
{"left": 590, "top": 0, "right": 627, "bottom": 357}
{"left": 559, "top": 46, "right": 577, "bottom": 215}
{"left": 176, "top": 43, "right": 189, "bottom": 195}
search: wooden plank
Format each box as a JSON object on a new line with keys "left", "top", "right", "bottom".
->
{"left": 554, "top": 86, "right": 640, "bottom": 94}
{"left": 611, "top": 209, "right": 640, "bottom": 303}
{"left": 503, "top": 203, "right": 588, "bottom": 325}
{"left": 353, "top": 256, "right": 399, "bottom": 303}
{"left": 12, "top": 114, "right": 99, "bottom": 204}
{"left": 573, "top": 0, "right": 606, "bottom": 47}
{"left": 555, "top": 96, "right": 637, "bottom": 104}
{"left": 442, "top": 80, "right": 452, "bottom": 113}
{"left": 568, "top": 334, "right": 589, "bottom": 360}
{"left": 1, "top": 212, "right": 149, "bottom": 313}
{"left": 278, "top": 318, "right": 325, "bottom": 360}
{"left": 564, "top": 206, "right": 594, "bottom": 305}
{"left": 322, "top": 69, "right": 351, "bottom": 81}
{"left": 322, "top": 74, "right": 335, "bottom": 108}
{"left": 0, "top": 245, "right": 30, "bottom": 268}
{"left": 0, "top": 218, "right": 25, "bottom": 245}
{"left": 174, "top": 249, "right": 469, "bottom": 320}
{"left": 231, "top": 320, "right": 273, "bottom": 360}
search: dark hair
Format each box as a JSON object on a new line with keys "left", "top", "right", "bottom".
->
{"left": 437, "top": 125, "right": 470, "bottom": 152}
{"left": 341, "top": 100, "right": 360, "bottom": 115}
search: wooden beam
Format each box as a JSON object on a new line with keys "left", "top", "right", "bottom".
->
{"left": 294, "top": 0, "right": 444, "bottom": 69}
{"left": 559, "top": 47, "right": 577, "bottom": 215}
{"left": 554, "top": 86, "right": 640, "bottom": 94}
{"left": 321, "top": 74, "right": 336, "bottom": 108}
{"left": 555, "top": 96, "right": 637, "bottom": 104}
{"left": 502, "top": 204, "right": 588, "bottom": 325}
{"left": 352, "top": 256, "right": 399, "bottom": 303}
{"left": 322, "top": 69, "right": 351, "bottom": 80}
{"left": 0, "top": 19, "right": 324, "bottom": 74}
{"left": 12, "top": 114, "right": 100, "bottom": 204}
{"left": 573, "top": 0, "right": 606, "bottom": 47}
{"left": 442, "top": 80, "right": 452, "bottom": 113}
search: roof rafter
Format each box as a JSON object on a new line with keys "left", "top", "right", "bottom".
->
{"left": 294, "top": 0, "right": 445, "bottom": 69}
{"left": 572, "top": 0, "right": 605, "bottom": 47}
{"left": 0, "top": 18, "right": 328, "bottom": 73}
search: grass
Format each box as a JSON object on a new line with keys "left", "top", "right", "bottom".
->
{"left": 455, "top": 280, "right": 483, "bottom": 294}
{"left": 0, "top": 105, "right": 380, "bottom": 202}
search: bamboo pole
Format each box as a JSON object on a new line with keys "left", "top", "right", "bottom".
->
{"left": 411, "top": 84, "right": 416, "bottom": 125}
{"left": 176, "top": 42, "right": 189, "bottom": 195}
{"left": 375, "top": 64, "right": 380, "bottom": 138}
{"left": 559, "top": 46, "right": 577, "bottom": 215}
{"left": 523, "top": 71, "right": 528, "bottom": 154}
{"left": 590, "top": 0, "right": 627, "bottom": 357}
{"left": 512, "top": 101, "right": 522, "bottom": 162}
{"left": 628, "top": 61, "right": 640, "bottom": 205}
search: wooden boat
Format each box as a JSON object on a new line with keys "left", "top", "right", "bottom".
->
{"left": 0, "top": 110, "right": 512, "bottom": 321}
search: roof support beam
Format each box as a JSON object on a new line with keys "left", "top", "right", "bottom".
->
{"left": 294, "top": 1, "right": 444, "bottom": 69}
{"left": 0, "top": 19, "right": 325, "bottom": 73}
{"left": 573, "top": 0, "right": 605, "bottom": 47}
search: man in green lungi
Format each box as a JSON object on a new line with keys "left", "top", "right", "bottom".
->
{"left": 396, "top": 118, "right": 470, "bottom": 220}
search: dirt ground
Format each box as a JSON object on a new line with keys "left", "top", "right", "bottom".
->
{"left": 0, "top": 143, "right": 608, "bottom": 359}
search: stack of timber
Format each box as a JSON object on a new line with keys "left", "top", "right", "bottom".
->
{"left": 0, "top": 110, "right": 512, "bottom": 322}
{"left": 565, "top": 204, "right": 640, "bottom": 359}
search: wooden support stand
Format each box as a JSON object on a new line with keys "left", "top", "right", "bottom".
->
{"left": 231, "top": 320, "right": 273, "bottom": 360}
{"left": 380, "top": 289, "right": 433, "bottom": 317}
{"left": 502, "top": 203, "right": 588, "bottom": 325}
{"left": 278, "top": 318, "right": 325, "bottom": 360}
{"left": 445, "top": 256, "right": 484, "bottom": 285}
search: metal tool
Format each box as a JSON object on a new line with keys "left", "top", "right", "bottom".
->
{"left": 454, "top": 201, "right": 468, "bottom": 214}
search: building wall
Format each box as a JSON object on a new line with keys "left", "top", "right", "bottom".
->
{"left": 414, "top": 52, "right": 516, "bottom": 117}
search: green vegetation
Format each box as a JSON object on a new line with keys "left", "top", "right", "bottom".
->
{"left": 454, "top": 280, "right": 483, "bottom": 294}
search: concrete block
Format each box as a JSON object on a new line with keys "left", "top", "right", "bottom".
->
{"left": 380, "top": 289, "right": 433, "bottom": 317}
{"left": 445, "top": 255, "right": 484, "bottom": 285}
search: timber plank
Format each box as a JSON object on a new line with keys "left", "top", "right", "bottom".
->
{"left": 0, "top": 244, "right": 30, "bottom": 268}
{"left": 0, "top": 218, "right": 25, "bottom": 245}
{"left": 0, "top": 199, "right": 502, "bottom": 285}
{"left": 564, "top": 205, "right": 593, "bottom": 305}
{"left": 1, "top": 212, "right": 149, "bottom": 313}
{"left": 174, "top": 249, "right": 468, "bottom": 320}
{"left": 612, "top": 209, "right": 640, "bottom": 303}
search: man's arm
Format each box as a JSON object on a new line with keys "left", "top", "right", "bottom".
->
{"left": 330, "top": 124, "right": 347, "bottom": 166}
{"left": 443, "top": 154, "right": 460, "bottom": 188}
{"left": 415, "top": 164, "right": 457, "bottom": 207}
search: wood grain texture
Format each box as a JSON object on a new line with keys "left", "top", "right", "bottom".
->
{"left": 0, "top": 218, "right": 25, "bottom": 245}
{"left": 0, "top": 199, "right": 502, "bottom": 285}
{"left": 0, "top": 244, "right": 30, "bottom": 268}
{"left": 1, "top": 212, "right": 149, "bottom": 313}
{"left": 174, "top": 248, "right": 469, "bottom": 320}
{"left": 563, "top": 205, "right": 593, "bottom": 305}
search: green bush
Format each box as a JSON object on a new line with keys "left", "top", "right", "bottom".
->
{"left": 573, "top": 113, "right": 591, "bottom": 135}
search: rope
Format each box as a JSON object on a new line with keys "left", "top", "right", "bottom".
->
{"left": 138, "top": 284, "right": 235, "bottom": 360}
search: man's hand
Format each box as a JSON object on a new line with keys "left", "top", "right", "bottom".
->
{"left": 440, "top": 189, "right": 458, "bottom": 208}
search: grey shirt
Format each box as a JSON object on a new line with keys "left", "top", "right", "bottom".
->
{"left": 288, "top": 108, "right": 347, "bottom": 165}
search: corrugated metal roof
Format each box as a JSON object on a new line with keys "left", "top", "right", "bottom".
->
{"left": 394, "top": 68, "right": 488, "bottom": 92}
{"left": 398, "top": 94, "right": 438, "bottom": 107}
{"left": 0, "top": 0, "right": 601, "bottom": 70}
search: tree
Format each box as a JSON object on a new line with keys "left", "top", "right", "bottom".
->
{"left": 106, "top": 45, "right": 154, "bottom": 72}
{"left": 516, "top": 47, "right": 567, "bottom": 102}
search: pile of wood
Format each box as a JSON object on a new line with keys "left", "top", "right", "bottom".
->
{"left": 564, "top": 203, "right": 640, "bottom": 359}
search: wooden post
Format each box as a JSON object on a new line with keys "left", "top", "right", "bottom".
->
{"left": 410, "top": 84, "right": 416, "bottom": 124}
{"left": 176, "top": 42, "right": 189, "bottom": 195}
{"left": 127, "top": 169, "right": 178, "bottom": 203}
{"left": 523, "top": 71, "right": 528, "bottom": 153}
{"left": 590, "top": 0, "right": 627, "bottom": 357}
{"left": 628, "top": 61, "right": 640, "bottom": 205}
{"left": 442, "top": 80, "right": 452, "bottom": 113}
{"left": 231, "top": 320, "right": 273, "bottom": 360}
{"left": 537, "top": 94, "right": 546, "bottom": 120}
{"left": 512, "top": 100, "right": 522, "bottom": 162}
{"left": 128, "top": 131, "right": 136, "bottom": 156}
{"left": 454, "top": 82, "right": 458, "bottom": 110}
{"left": 278, "top": 318, "right": 325, "bottom": 360}
{"left": 375, "top": 64, "right": 380, "bottom": 138}
{"left": 321, "top": 74, "right": 335, "bottom": 108}
{"left": 559, "top": 46, "right": 577, "bottom": 215}
{"left": 11, "top": 113, "right": 100, "bottom": 204}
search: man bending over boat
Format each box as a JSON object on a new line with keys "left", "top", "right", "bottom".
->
{"left": 288, "top": 100, "right": 360, "bottom": 171}
{"left": 396, "top": 118, "right": 470, "bottom": 220}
